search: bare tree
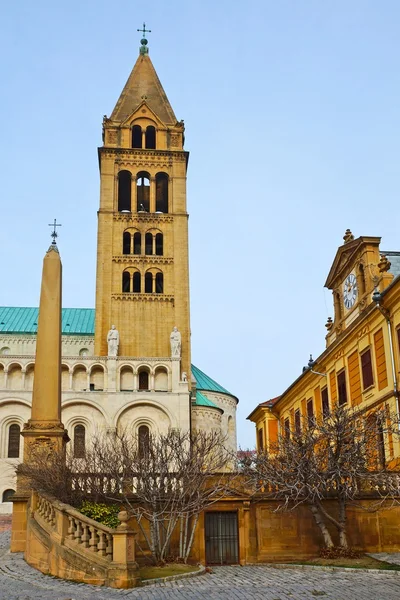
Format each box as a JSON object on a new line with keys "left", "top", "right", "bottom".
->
{"left": 241, "top": 404, "right": 400, "bottom": 550}
{"left": 18, "top": 429, "right": 235, "bottom": 565}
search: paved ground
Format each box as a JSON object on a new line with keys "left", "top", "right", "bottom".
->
{"left": 1, "top": 527, "right": 400, "bottom": 599}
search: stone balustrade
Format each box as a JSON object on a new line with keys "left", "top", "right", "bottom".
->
{"left": 25, "top": 491, "right": 140, "bottom": 588}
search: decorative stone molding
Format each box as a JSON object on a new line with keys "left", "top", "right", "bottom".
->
{"left": 111, "top": 293, "right": 174, "bottom": 303}
{"left": 113, "top": 256, "right": 173, "bottom": 265}
{"left": 113, "top": 214, "right": 174, "bottom": 224}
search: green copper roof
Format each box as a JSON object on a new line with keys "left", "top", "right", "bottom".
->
{"left": 194, "top": 391, "right": 219, "bottom": 409}
{"left": 191, "top": 364, "right": 234, "bottom": 397}
{"left": 0, "top": 307, "right": 95, "bottom": 335}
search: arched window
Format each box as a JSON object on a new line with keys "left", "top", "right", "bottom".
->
{"left": 155, "top": 272, "right": 164, "bottom": 294}
{"left": 79, "top": 348, "right": 89, "bottom": 357}
{"left": 0, "top": 347, "right": 10, "bottom": 355}
{"left": 155, "top": 368, "right": 168, "bottom": 391}
{"left": 133, "top": 232, "right": 141, "bottom": 255}
{"left": 156, "top": 173, "right": 169, "bottom": 213}
{"left": 74, "top": 425, "right": 85, "bottom": 458}
{"left": 155, "top": 233, "right": 163, "bottom": 256}
{"left": 8, "top": 424, "right": 20, "bottom": 458}
{"left": 138, "top": 425, "right": 150, "bottom": 457}
{"left": 145, "top": 126, "right": 156, "bottom": 149}
{"left": 145, "top": 233, "right": 153, "bottom": 255}
{"left": 132, "top": 125, "right": 142, "bottom": 149}
{"left": 2, "top": 489, "right": 15, "bottom": 502}
{"left": 145, "top": 272, "right": 153, "bottom": 293}
{"left": 117, "top": 170, "right": 131, "bottom": 212}
{"left": 133, "top": 272, "right": 141, "bottom": 293}
{"left": 139, "top": 371, "right": 149, "bottom": 390}
{"left": 122, "top": 271, "right": 131, "bottom": 293}
{"left": 137, "top": 172, "right": 150, "bottom": 212}
{"left": 123, "top": 232, "right": 131, "bottom": 255}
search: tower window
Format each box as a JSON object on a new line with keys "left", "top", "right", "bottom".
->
{"left": 156, "top": 173, "right": 169, "bottom": 213}
{"left": 123, "top": 232, "right": 131, "bottom": 254}
{"left": 137, "top": 172, "right": 150, "bottom": 212}
{"left": 145, "top": 272, "right": 153, "bottom": 293}
{"left": 122, "top": 271, "right": 131, "bottom": 293}
{"left": 74, "top": 424, "right": 86, "bottom": 458}
{"left": 133, "top": 232, "right": 141, "bottom": 255}
{"left": 155, "top": 233, "right": 163, "bottom": 256}
{"left": 145, "top": 126, "right": 156, "bottom": 149}
{"left": 133, "top": 272, "right": 141, "bottom": 293}
{"left": 145, "top": 233, "right": 153, "bottom": 255}
{"left": 117, "top": 170, "right": 131, "bottom": 212}
{"left": 132, "top": 125, "right": 142, "bottom": 149}
{"left": 138, "top": 371, "right": 149, "bottom": 390}
{"left": 155, "top": 272, "right": 164, "bottom": 294}
{"left": 8, "top": 424, "right": 20, "bottom": 458}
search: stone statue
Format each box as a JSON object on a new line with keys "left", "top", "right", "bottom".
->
{"left": 181, "top": 371, "right": 187, "bottom": 382}
{"left": 107, "top": 325, "right": 119, "bottom": 357}
{"left": 170, "top": 326, "right": 181, "bottom": 357}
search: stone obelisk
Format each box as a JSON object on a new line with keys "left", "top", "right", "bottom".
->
{"left": 11, "top": 236, "right": 69, "bottom": 552}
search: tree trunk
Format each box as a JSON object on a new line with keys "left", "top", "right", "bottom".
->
{"left": 338, "top": 497, "right": 348, "bottom": 548}
{"left": 309, "top": 502, "right": 334, "bottom": 548}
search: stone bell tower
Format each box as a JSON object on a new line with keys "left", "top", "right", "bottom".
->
{"left": 94, "top": 32, "right": 191, "bottom": 378}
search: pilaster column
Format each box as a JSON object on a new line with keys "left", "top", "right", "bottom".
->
{"left": 69, "top": 369, "right": 73, "bottom": 391}
{"left": 150, "top": 177, "right": 156, "bottom": 213}
{"left": 4, "top": 369, "right": 8, "bottom": 389}
{"left": 131, "top": 175, "right": 137, "bottom": 213}
{"left": 86, "top": 370, "right": 91, "bottom": 391}
{"left": 21, "top": 369, "right": 26, "bottom": 389}
{"left": 133, "top": 373, "right": 138, "bottom": 391}
{"left": 150, "top": 373, "right": 155, "bottom": 391}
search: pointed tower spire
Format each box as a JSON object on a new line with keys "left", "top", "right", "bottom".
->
{"left": 110, "top": 29, "right": 176, "bottom": 124}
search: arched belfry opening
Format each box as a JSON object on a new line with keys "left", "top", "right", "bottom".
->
{"left": 132, "top": 125, "right": 142, "bottom": 148}
{"left": 145, "top": 126, "right": 156, "bottom": 149}
{"left": 137, "top": 172, "right": 150, "bottom": 212}
{"left": 156, "top": 173, "right": 169, "bottom": 213}
{"left": 118, "top": 170, "right": 131, "bottom": 212}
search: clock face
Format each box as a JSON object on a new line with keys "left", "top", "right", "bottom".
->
{"left": 343, "top": 273, "right": 358, "bottom": 309}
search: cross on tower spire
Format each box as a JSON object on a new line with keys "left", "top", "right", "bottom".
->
{"left": 48, "top": 219, "right": 62, "bottom": 246}
{"left": 137, "top": 22, "right": 151, "bottom": 55}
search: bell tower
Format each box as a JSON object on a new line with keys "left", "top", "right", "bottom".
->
{"left": 94, "top": 33, "right": 191, "bottom": 377}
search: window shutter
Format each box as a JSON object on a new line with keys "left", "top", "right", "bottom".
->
{"left": 361, "top": 349, "right": 374, "bottom": 389}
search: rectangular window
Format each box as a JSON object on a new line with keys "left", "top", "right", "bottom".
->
{"left": 294, "top": 409, "right": 301, "bottom": 435}
{"left": 257, "top": 428, "right": 264, "bottom": 451}
{"left": 361, "top": 348, "right": 374, "bottom": 389}
{"left": 307, "top": 398, "right": 314, "bottom": 426}
{"left": 284, "top": 418, "right": 290, "bottom": 439}
{"left": 337, "top": 370, "right": 348, "bottom": 406}
{"left": 321, "top": 387, "right": 330, "bottom": 419}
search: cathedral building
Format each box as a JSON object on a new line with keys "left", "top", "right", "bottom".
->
{"left": 248, "top": 229, "right": 400, "bottom": 464}
{"left": 0, "top": 37, "right": 238, "bottom": 506}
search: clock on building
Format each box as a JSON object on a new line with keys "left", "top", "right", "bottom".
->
{"left": 343, "top": 273, "right": 358, "bottom": 309}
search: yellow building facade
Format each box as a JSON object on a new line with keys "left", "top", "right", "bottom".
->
{"left": 249, "top": 230, "right": 400, "bottom": 464}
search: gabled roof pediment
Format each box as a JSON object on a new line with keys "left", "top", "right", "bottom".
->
{"left": 325, "top": 236, "right": 381, "bottom": 289}
{"left": 110, "top": 54, "right": 177, "bottom": 125}
{"left": 119, "top": 100, "right": 167, "bottom": 129}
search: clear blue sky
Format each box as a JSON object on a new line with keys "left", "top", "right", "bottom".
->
{"left": 1, "top": 1, "right": 399, "bottom": 447}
